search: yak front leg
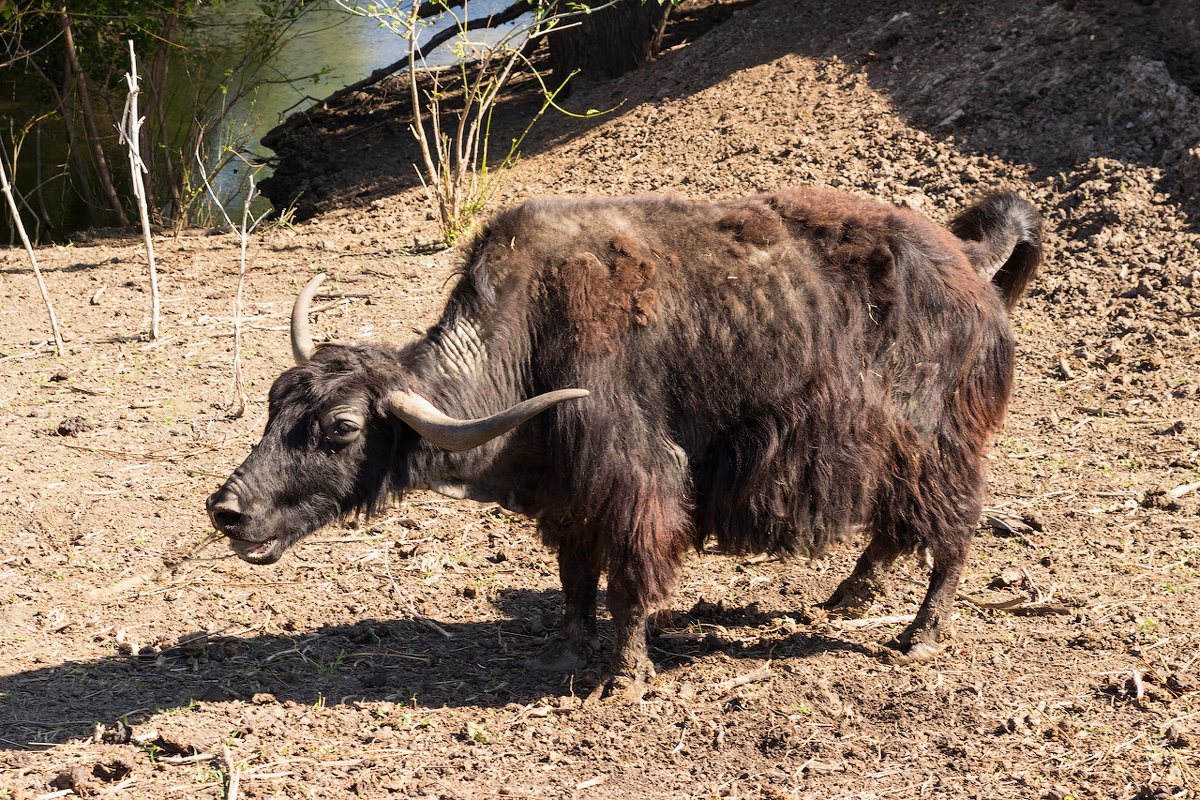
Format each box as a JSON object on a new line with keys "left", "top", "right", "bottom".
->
{"left": 597, "top": 482, "right": 689, "bottom": 701}
{"left": 531, "top": 527, "right": 602, "bottom": 673}
{"left": 602, "top": 578, "right": 655, "bottom": 702}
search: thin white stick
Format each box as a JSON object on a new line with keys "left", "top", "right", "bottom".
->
{"left": 195, "top": 150, "right": 268, "bottom": 417}
{"left": 120, "top": 40, "right": 159, "bottom": 340}
{"left": 221, "top": 743, "right": 240, "bottom": 800}
{"left": 33, "top": 790, "right": 75, "bottom": 800}
{"left": 159, "top": 753, "right": 217, "bottom": 765}
{"left": 710, "top": 663, "right": 774, "bottom": 693}
{"left": 830, "top": 613, "right": 917, "bottom": 630}
{"left": 228, "top": 174, "right": 257, "bottom": 416}
{"left": 0, "top": 156, "right": 63, "bottom": 355}
{"left": 1169, "top": 480, "right": 1200, "bottom": 499}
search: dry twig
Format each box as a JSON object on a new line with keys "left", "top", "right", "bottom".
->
{"left": 221, "top": 743, "right": 240, "bottom": 800}
{"left": 829, "top": 613, "right": 917, "bottom": 630}
{"left": 119, "top": 40, "right": 159, "bottom": 340}
{"left": 1169, "top": 480, "right": 1200, "bottom": 499}
{"left": 710, "top": 662, "right": 774, "bottom": 694}
{"left": 0, "top": 153, "right": 63, "bottom": 355}
{"left": 196, "top": 153, "right": 270, "bottom": 417}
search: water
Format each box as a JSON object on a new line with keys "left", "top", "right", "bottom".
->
{"left": 195, "top": 0, "right": 535, "bottom": 211}
{"left": 1, "top": 0, "right": 532, "bottom": 241}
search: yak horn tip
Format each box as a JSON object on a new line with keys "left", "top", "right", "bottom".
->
{"left": 291, "top": 272, "right": 328, "bottom": 365}
{"left": 387, "top": 387, "right": 590, "bottom": 451}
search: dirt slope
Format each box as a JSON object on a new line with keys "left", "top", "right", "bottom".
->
{"left": 3, "top": 1, "right": 1200, "bottom": 798}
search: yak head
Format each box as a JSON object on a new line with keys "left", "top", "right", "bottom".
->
{"left": 206, "top": 273, "right": 587, "bottom": 565}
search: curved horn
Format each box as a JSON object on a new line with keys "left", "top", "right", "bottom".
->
{"left": 291, "top": 272, "right": 326, "bottom": 364}
{"left": 386, "top": 388, "right": 590, "bottom": 452}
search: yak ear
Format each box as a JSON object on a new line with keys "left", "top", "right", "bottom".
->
{"left": 385, "top": 389, "right": 589, "bottom": 451}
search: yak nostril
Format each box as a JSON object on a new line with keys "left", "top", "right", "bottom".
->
{"left": 211, "top": 508, "right": 245, "bottom": 531}
{"left": 208, "top": 492, "right": 245, "bottom": 532}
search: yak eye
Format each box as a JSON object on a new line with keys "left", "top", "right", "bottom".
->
{"left": 321, "top": 409, "right": 364, "bottom": 445}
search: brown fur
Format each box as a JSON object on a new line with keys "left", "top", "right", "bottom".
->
{"left": 542, "top": 234, "right": 660, "bottom": 354}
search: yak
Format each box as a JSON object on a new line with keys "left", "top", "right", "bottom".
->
{"left": 207, "top": 186, "right": 1041, "bottom": 698}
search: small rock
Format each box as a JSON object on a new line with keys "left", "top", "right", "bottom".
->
{"left": 94, "top": 720, "right": 132, "bottom": 745}
{"left": 1020, "top": 512, "right": 1046, "bottom": 532}
{"left": 52, "top": 765, "right": 95, "bottom": 796}
{"left": 1121, "top": 278, "right": 1154, "bottom": 299}
{"left": 1166, "top": 721, "right": 1191, "bottom": 747}
{"left": 1135, "top": 786, "right": 1178, "bottom": 800}
{"left": 92, "top": 754, "right": 134, "bottom": 781}
{"left": 990, "top": 569, "right": 1024, "bottom": 589}
{"left": 55, "top": 417, "right": 95, "bottom": 437}
{"left": 156, "top": 729, "right": 205, "bottom": 756}
{"left": 252, "top": 692, "right": 278, "bottom": 705}
{"left": 131, "top": 727, "right": 160, "bottom": 747}
{"left": 988, "top": 515, "right": 1033, "bottom": 536}
{"left": 1168, "top": 671, "right": 1197, "bottom": 693}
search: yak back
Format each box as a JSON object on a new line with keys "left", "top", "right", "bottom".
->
{"left": 449, "top": 188, "right": 1016, "bottom": 559}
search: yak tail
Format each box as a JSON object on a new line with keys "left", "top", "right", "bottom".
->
{"left": 950, "top": 192, "right": 1043, "bottom": 311}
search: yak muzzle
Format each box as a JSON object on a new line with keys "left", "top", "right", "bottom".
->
{"left": 206, "top": 482, "right": 290, "bottom": 565}
{"left": 206, "top": 486, "right": 246, "bottom": 534}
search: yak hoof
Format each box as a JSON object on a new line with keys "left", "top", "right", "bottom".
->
{"left": 526, "top": 637, "right": 592, "bottom": 673}
{"left": 594, "top": 673, "right": 649, "bottom": 703}
{"left": 817, "top": 582, "right": 883, "bottom": 619}
{"left": 585, "top": 659, "right": 655, "bottom": 704}
{"left": 872, "top": 638, "right": 943, "bottom": 665}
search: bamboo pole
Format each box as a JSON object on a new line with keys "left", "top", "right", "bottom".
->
{"left": 0, "top": 156, "right": 65, "bottom": 356}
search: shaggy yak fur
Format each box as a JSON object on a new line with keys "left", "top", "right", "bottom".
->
{"left": 208, "top": 186, "right": 1042, "bottom": 697}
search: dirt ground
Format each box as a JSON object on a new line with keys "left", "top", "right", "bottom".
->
{"left": 4, "top": 0, "right": 1200, "bottom": 797}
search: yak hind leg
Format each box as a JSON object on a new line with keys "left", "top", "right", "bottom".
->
{"left": 877, "top": 535, "right": 969, "bottom": 665}
{"left": 818, "top": 531, "right": 901, "bottom": 618}
{"left": 529, "top": 526, "right": 602, "bottom": 673}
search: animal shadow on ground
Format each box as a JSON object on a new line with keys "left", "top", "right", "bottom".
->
{"left": 0, "top": 589, "right": 863, "bottom": 749}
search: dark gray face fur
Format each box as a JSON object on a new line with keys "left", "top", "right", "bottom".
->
{"left": 207, "top": 346, "right": 411, "bottom": 564}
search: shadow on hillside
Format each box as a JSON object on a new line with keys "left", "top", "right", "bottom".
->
{"left": 260, "top": 0, "right": 1200, "bottom": 220}
{"left": 0, "top": 588, "right": 866, "bottom": 749}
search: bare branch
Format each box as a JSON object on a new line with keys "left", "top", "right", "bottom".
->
{"left": 195, "top": 149, "right": 271, "bottom": 417}
{"left": 119, "top": 40, "right": 160, "bottom": 340}
{"left": 0, "top": 156, "right": 64, "bottom": 356}
{"left": 318, "top": 1, "right": 534, "bottom": 111}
